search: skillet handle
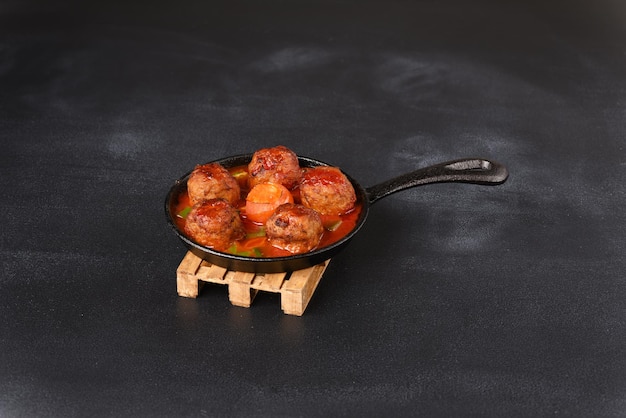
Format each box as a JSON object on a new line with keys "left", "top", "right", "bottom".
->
{"left": 365, "top": 158, "right": 508, "bottom": 205}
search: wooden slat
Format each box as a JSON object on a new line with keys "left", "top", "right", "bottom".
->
{"left": 228, "top": 271, "right": 257, "bottom": 307}
{"left": 176, "top": 251, "right": 204, "bottom": 298}
{"left": 176, "top": 251, "right": 202, "bottom": 276}
{"left": 281, "top": 260, "right": 330, "bottom": 316}
{"left": 196, "top": 262, "right": 228, "bottom": 283}
{"left": 251, "top": 272, "right": 287, "bottom": 292}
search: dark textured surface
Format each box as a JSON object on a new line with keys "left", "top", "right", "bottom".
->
{"left": 1, "top": 0, "right": 625, "bottom": 416}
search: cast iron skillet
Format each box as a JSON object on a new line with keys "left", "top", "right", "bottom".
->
{"left": 165, "top": 154, "right": 508, "bottom": 273}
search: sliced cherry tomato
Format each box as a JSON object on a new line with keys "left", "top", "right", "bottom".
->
{"left": 244, "top": 183, "right": 294, "bottom": 224}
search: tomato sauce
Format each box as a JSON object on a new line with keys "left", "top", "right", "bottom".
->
{"left": 173, "top": 165, "right": 361, "bottom": 258}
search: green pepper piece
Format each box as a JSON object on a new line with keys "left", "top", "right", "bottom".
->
{"left": 177, "top": 206, "right": 192, "bottom": 219}
{"left": 324, "top": 219, "right": 342, "bottom": 232}
{"left": 227, "top": 244, "right": 263, "bottom": 257}
{"left": 246, "top": 227, "right": 266, "bottom": 239}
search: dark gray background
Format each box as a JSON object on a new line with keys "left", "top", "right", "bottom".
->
{"left": 2, "top": 0, "right": 625, "bottom": 416}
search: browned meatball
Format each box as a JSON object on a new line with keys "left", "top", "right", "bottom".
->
{"left": 187, "top": 163, "right": 240, "bottom": 206}
{"left": 247, "top": 145, "right": 301, "bottom": 190}
{"left": 184, "top": 198, "right": 245, "bottom": 251}
{"left": 299, "top": 166, "right": 356, "bottom": 215}
{"left": 265, "top": 203, "right": 324, "bottom": 254}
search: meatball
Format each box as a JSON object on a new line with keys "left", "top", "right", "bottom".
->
{"left": 247, "top": 145, "right": 301, "bottom": 190}
{"left": 299, "top": 166, "right": 356, "bottom": 215}
{"left": 184, "top": 198, "right": 245, "bottom": 251}
{"left": 265, "top": 203, "right": 324, "bottom": 254}
{"left": 187, "top": 163, "right": 241, "bottom": 206}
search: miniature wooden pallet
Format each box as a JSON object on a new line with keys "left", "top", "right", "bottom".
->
{"left": 176, "top": 251, "right": 330, "bottom": 316}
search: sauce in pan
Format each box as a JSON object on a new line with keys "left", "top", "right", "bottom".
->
{"left": 173, "top": 164, "right": 362, "bottom": 258}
